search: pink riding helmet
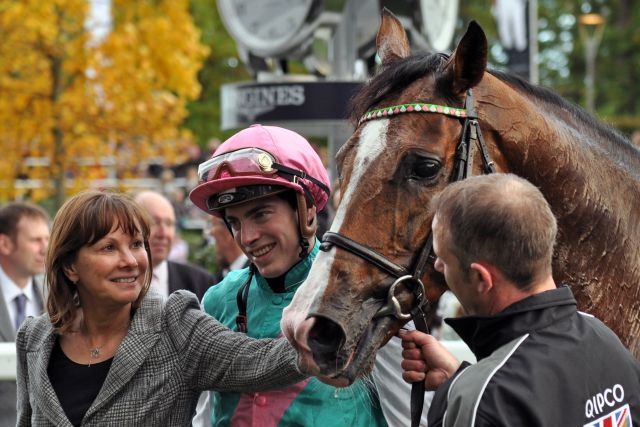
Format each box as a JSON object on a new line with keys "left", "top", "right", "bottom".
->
{"left": 189, "top": 124, "right": 331, "bottom": 217}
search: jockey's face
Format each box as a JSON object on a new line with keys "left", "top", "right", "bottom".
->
{"left": 225, "top": 195, "right": 302, "bottom": 278}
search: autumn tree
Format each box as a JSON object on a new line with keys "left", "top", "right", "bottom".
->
{"left": 0, "top": 0, "right": 208, "bottom": 208}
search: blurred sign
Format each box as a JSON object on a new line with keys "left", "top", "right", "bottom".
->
{"left": 221, "top": 80, "right": 362, "bottom": 133}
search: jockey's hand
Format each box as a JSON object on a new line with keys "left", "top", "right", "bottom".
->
{"left": 399, "top": 330, "right": 461, "bottom": 391}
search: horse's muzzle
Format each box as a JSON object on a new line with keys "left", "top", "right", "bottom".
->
{"left": 304, "top": 314, "right": 350, "bottom": 374}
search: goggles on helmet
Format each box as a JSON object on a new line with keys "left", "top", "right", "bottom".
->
{"left": 197, "top": 148, "right": 278, "bottom": 182}
{"left": 197, "top": 147, "right": 330, "bottom": 211}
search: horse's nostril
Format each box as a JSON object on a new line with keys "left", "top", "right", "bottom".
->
{"left": 307, "top": 315, "right": 346, "bottom": 362}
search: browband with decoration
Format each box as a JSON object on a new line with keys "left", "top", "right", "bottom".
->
{"left": 359, "top": 102, "right": 467, "bottom": 125}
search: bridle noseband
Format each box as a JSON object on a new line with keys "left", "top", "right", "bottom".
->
{"left": 320, "top": 230, "right": 433, "bottom": 322}
{"left": 319, "top": 89, "right": 496, "bottom": 427}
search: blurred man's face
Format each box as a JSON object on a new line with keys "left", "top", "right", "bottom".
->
{"left": 0, "top": 216, "right": 49, "bottom": 285}
{"left": 209, "top": 216, "right": 235, "bottom": 267}
{"left": 138, "top": 195, "right": 176, "bottom": 267}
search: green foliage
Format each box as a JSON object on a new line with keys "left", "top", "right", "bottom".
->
{"left": 459, "top": 0, "right": 640, "bottom": 134}
{"left": 185, "top": 0, "right": 250, "bottom": 149}
{"left": 182, "top": 228, "right": 219, "bottom": 274}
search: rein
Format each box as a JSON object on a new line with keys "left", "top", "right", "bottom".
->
{"left": 320, "top": 89, "right": 495, "bottom": 427}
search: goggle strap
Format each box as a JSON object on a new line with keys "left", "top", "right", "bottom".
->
{"left": 273, "top": 163, "right": 331, "bottom": 196}
{"left": 297, "top": 181, "right": 316, "bottom": 207}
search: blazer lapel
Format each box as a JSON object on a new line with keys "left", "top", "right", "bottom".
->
{"left": 28, "top": 328, "right": 73, "bottom": 426}
{"left": 33, "top": 276, "right": 47, "bottom": 314}
{"left": 166, "top": 261, "right": 177, "bottom": 294}
{"left": 84, "top": 295, "right": 163, "bottom": 418}
{"left": 0, "top": 294, "right": 14, "bottom": 341}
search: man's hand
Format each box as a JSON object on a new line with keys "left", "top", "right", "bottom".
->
{"left": 399, "top": 330, "right": 461, "bottom": 390}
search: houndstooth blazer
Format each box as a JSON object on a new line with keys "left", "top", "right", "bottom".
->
{"left": 16, "top": 290, "right": 306, "bottom": 426}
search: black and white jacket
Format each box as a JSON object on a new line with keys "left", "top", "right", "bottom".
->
{"left": 428, "top": 286, "right": 640, "bottom": 426}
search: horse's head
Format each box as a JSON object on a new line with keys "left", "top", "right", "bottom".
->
{"left": 282, "top": 10, "right": 495, "bottom": 385}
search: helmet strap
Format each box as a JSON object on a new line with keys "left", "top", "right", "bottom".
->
{"left": 296, "top": 192, "right": 316, "bottom": 239}
{"left": 298, "top": 235, "right": 310, "bottom": 259}
{"left": 296, "top": 192, "right": 316, "bottom": 258}
{"left": 222, "top": 214, "right": 233, "bottom": 234}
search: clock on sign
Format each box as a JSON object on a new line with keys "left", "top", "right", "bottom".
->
{"left": 217, "top": 0, "right": 322, "bottom": 58}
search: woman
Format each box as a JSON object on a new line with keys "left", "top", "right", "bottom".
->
{"left": 16, "top": 191, "right": 305, "bottom": 426}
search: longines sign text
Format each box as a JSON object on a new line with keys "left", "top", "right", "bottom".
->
{"left": 221, "top": 81, "right": 362, "bottom": 130}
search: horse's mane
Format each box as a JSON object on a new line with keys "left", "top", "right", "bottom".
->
{"left": 350, "top": 52, "right": 639, "bottom": 161}
{"left": 349, "top": 53, "right": 456, "bottom": 123}
{"left": 491, "top": 69, "right": 638, "bottom": 159}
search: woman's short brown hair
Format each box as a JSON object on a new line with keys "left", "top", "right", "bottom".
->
{"left": 46, "top": 190, "right": 152, "bottom": 333}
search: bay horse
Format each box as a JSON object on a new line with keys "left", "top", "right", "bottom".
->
{"left": 282, "top": 10, "right": 640, "bottom": 384}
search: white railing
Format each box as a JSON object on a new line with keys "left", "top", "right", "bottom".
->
{"left": 0, "top": 340, "right": 475, "bottom": 382}
{"left": 0, "top": 342, "right": 16, "bottom": 380}
{"left": 441, "top": 339, "right": 476, "bottom": 363}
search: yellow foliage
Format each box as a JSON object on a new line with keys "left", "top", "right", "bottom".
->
{"left": 0, "top": 0, "right": 208, "bottom": 205}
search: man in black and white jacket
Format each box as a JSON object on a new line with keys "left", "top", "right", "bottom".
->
{"left": 401, "top": 173, "right": 640, "bottom": 427}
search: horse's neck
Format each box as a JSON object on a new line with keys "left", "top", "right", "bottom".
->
{"left": 477, "top": 78, "right": 640, "bottom": 214}
{"left": 477, "top": 78, "right": 640, "bottom": 279}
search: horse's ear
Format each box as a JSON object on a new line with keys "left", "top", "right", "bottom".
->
{"left": 445, "top": 21, "right": 488, "bottom": 95}
{"left": 376, "top": 8, "right": 410, "bottom": 65}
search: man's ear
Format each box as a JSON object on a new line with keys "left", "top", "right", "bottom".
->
{"left": 470, "top": 262, "right": 494, "bottom": 294}
{"left": 0, "top": 234, "right": 15, "bottom": 256}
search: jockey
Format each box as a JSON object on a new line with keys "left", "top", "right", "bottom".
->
{"left": 190, "top": 124, "right": 387, "bottom": 427}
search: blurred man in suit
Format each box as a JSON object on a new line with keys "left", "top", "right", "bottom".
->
{"left": 0, "top": 202, "right": 50, "bottom": 426}
{"left": 209, "top": 216, "right": 248, "bottom": 283}
{"left": 134, "top": 191, "right": 214, "bottom": 300}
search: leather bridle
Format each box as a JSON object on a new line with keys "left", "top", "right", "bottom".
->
{"left": 319, "top": 89, "right": 496, "bottom": 427}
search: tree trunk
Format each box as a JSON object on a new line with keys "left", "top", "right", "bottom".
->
{"left": 50, "top": 53, "right": 65, "bottom": 211}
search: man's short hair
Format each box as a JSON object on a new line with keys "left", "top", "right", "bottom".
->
{"left": 430, "top": 173, "right": 557, "bottom": 289}
{"left": 0, "top": 202, "right": 50, "bottom": 241}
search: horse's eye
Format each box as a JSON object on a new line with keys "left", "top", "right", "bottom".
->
{"left": 410, "top": 158, "right": 441, "bottom": 180}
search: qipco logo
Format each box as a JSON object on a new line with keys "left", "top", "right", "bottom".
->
{"left": 585, "top": 384, "right": 625, "bottom": 418}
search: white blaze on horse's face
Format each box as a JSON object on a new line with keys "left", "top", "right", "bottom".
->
{"left": 281, "top": 119, "right": 390, "bottom": 346}
{"left": 330, "top": 119, "right": 389, "bottom": 233}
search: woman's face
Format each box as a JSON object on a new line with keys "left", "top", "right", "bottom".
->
{"left": 65, "top": 222, "right": 148, "bottom": 309}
